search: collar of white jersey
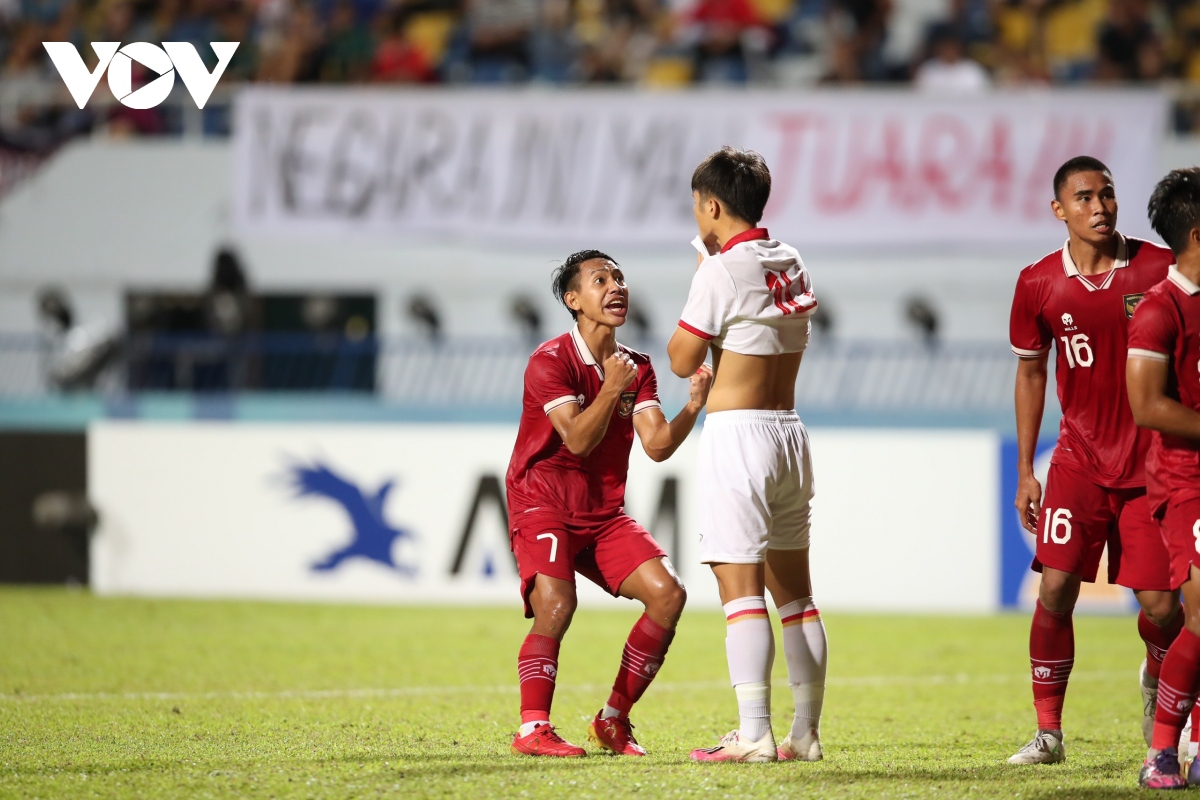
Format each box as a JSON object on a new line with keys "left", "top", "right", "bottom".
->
{"left": 1060, "top": 234, "right": 1128, "bottom": 291}
{"left": 570, "top": 323, "right": 599, "bottom": 366}
{"left": 1168, "top": 264, "right": 1200, "bottom": 296}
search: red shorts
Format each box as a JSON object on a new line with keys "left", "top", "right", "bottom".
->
{"left": 1032, "top": 462, "right": 1171, "bottom": 591}
{"left": 510, "top": 509, "right": 666, "bottom": 619}
{"left": 1156, "top": 496, "right": 1200, "bottom": 590}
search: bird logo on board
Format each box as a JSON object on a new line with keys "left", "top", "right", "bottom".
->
{"left": 285, "top": 460, "right": 417, "bottom": 576}
{"left": 1124, "top": 293, "right": 1145, "bottom": 319}
{"left": 618, "top": 391, "right": 636, "bottom": 419}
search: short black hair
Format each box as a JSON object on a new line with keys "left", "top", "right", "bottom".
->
{"left": 1148, "top": 168, "right": 1200, "bottom": 255}
{"left": 1053, "top": 156, "right": 1112, "bottom": 200}
{"left": 552, "top": 249, "right": 618, "bottom": 320}
{"left": 691, "top": 146, "right": 771, "bottom": 225}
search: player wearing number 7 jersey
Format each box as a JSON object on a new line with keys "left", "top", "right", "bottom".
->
{"left": 1008, "top": 156, "right": 1179, "bottom": 766}
{"left": 1127, "top": 168, "right": 1200, "bottom": 789}
{"left": 505, "top": 249, "right": 713, "bottom": 759}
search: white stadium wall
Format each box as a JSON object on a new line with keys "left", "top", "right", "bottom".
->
{"left": 89, "top": 422, "right": 1000, "bottom": 612}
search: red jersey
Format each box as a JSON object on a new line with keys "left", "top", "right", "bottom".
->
{"left": 1127, "top": 266, "right": 1200, "bottom": 509}
{"left": 1010, "top": 234, "right": 1173, "bottom": 488}
{"left": 505, "top": 325, "right": 662, "bottom": 518}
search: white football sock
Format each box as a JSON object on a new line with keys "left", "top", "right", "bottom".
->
{"left": 735, "top": 681, "right": 772, "bottom": 742}
{"left": 778, "top": 597, "right": 827, "bottom": 741}
{"left": 724, "top": 596, "right": 774, "bottom": 742}
{"left": 519, "top": 720, "right": 549, "bottom": 737}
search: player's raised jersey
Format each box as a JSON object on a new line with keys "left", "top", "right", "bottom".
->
{"left": 505, "top": 325, "right": 661, "bottom": 518}
{"left": 1128, "top": 266, "right": 1200, "bottom": 507}
{"left": 1010, "top": 234, "right": 1173, "bottom": 488}
{"left": 679, "top": 228, "right": 817, "bottom": 356}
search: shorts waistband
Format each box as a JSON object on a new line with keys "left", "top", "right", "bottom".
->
{"left": 704, "top": 409, "right": 802, "bottom": 426}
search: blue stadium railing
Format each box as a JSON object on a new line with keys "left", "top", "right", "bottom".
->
{"left": 0, "top": 332, "right": 1025, "bottom": 429}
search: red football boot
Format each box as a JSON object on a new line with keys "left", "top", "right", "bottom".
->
{"left": 511, "top": 724, "right": 587, "bottom": 758}
{"left": 588, "top": 711, "right": 647, "bottom": 756}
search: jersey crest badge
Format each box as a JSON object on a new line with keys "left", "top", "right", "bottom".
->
{"left": 618, "top": 391, "right": 636, "bottom": 418}
{"left": 1123, "top": 293, "right": 1145, "bottom": 319}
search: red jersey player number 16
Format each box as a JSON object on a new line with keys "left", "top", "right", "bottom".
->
{"left": 1007, "top": 156, "right": 1180, "bottom": 769}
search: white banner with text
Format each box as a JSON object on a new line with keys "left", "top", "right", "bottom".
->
{"left": 231, "top": 88, "right": 1166, "bottom": 247}
{"left": 89, "top": 422, "right": 998, "bottom": 611}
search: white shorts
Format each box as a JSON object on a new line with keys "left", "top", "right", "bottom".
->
{"left": 696, "top": 409, "right": 814, "bottom": 564}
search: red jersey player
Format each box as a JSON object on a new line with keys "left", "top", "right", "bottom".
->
{"left": 1008, "top": 156, "right": 1179, "bottom": 765}
{"left": 1128, "top": 168, "right": 1200, "bottom": 789}
{"left": 506, "top": 249, "right": 713, "bottom": 758}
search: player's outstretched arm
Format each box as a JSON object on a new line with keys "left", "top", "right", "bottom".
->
{"left": 1128, "top": 355, "right": 1200, "bottom": 442}
{"left": 633, "top": 365, "right": 713, "bottom": 462}
{"left": 1014, "top": 354, "right": 1048, "bottom": 534}
{"left": 668, "top": 327, "right": 710, "bottom": 378}
{"left": 547, "top": 352, "right": 637, "bottom": 458}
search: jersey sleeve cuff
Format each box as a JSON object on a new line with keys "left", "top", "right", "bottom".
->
{"left": 542, "top": 395, "right": 579, "bottom": 414}
{"left": 1128, "top": 348, "right": 1170, "bottom": 362}
{"left": 678, "top": 320, "right": 716, "bottom": 340}
{"left": 632, "top": 400, "right": 661, "bottom": 415}
{"left": 1011, "top": 345, "right": 1050, "bottom": 357}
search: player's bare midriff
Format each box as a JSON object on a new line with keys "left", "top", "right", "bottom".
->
{"left": 706, "top": 348, "right": 804, "bottom": 413}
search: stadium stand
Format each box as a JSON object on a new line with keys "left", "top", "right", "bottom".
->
{"left": 0, "top": 0, "right": 1197, "bottom": 148}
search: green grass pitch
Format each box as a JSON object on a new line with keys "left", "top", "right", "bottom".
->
{"left": 0, "top": 587, "right": 1164, "bottom": 798}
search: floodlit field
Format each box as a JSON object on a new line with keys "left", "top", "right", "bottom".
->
{"left": 0, "top": 587, "right": 1159, "bottom": 798}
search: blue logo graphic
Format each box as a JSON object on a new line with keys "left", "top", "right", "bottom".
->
{"left": 286, "top": 461, "right": 417, "bottom": 576}
{"left": 999, "top": 436, "right": 1136, "bottom": 611}
{"left": 999, "top": 437, "right": 1052, "bottom": 607}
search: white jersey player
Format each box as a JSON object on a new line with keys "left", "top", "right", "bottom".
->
{"left": 668, "top": 146, "right": 827, "bottom": 764}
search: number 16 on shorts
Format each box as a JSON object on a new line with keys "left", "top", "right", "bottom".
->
{"left": 1042, "top": 508, "right": 1073, "bottom": 544}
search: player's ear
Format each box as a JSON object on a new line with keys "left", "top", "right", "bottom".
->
{"left": 709, "top": 197, "right": 722, "bottom": 221}
{"left": 1050, "top": 197, "right": 1066, "bottom": 223}
{"left": 564, "top": 289, "right": 582, "bottom": 314}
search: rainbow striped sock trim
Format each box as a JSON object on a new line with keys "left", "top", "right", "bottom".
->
{"left": 780, "top": 608, "right": 821, "bottom": 627}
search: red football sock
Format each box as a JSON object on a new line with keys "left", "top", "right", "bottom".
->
{"left": 1030, "top": 599, "right": 1074, "bottom": 731}
{"left": 1152, "top": 629, "right": 1200, "bottom": 751}
{"left": 1140, "top": 607, "right": 1185, "bottom": 681}
{"left": 1192, "top": 704, "right": 1200, "bottom": 746}
{"left": 518, "top": 633, "right": 560, "bottom": 724}
{"left": 606, "top": 614, "right": 676, "bottom": 719}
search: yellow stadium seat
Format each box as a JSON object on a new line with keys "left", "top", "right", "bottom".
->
{"left": 749, "top": 0, "right": 795, "bottom": 25}
{"left": 641, "top": 56, "right": 694, "bottom": 87}
{"left": 405, "top": 12, "right": 458, "bottom": 64}
{"left": 1042, "top": 0, "right": 1105, "bottom": 67}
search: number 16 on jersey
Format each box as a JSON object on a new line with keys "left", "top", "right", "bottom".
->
{"left": 1060, "top": 335, "right": 1093, "bottom": 368}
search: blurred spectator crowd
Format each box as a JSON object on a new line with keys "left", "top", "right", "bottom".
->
{"left": 0, "top": 0, "right": 1198, "bottom": 146}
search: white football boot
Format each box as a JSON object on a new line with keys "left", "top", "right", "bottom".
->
{"left": 1007, "top": 730, "right": 1065, "bottom": 765}
{"left": 690, "top": 729, "right": 778, "bottom": 763}
{"left": 777, "top": 728, "right": 823, "bottom": 761}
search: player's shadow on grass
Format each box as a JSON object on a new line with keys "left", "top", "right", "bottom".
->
{"left": 1022, "top": 789, "right": 1150, "bottom": 800}
{"left": 827, "top": 759, "right": 1130, "bottom": 784}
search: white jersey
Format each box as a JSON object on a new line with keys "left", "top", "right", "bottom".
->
{"left": 678, "top": 228, "right": 817, "bottom": 356}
